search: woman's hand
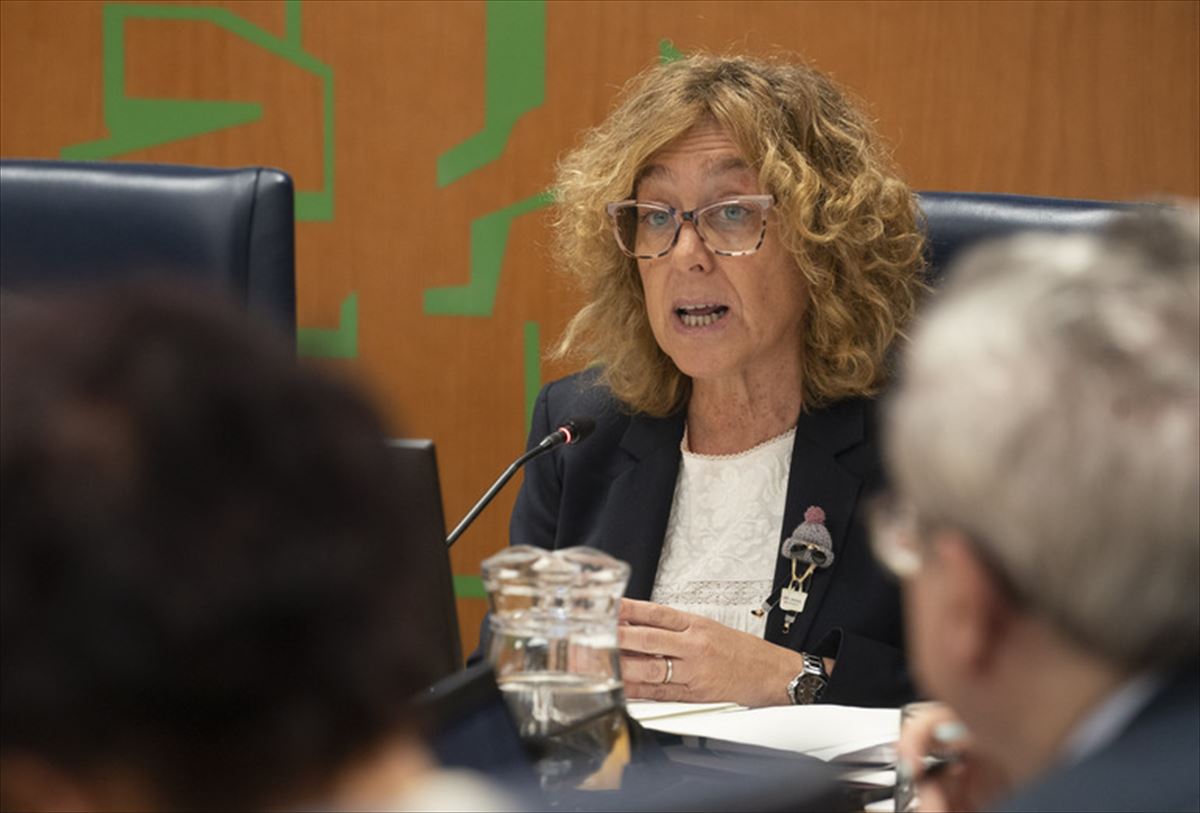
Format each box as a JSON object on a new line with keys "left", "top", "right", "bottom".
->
{"left": 617, "top": 598, "right": 810, "bottom": 707}
{"left": 894, "top": 702, "right": 1010, "bottom": 812}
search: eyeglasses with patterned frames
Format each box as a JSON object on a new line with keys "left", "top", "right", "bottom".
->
{"left": 605, "top": 195, "right": 775, "bottom": 259}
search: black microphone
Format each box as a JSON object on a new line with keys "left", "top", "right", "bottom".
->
{"left": 445, "top": 416, "right": 595, "bottom": 548}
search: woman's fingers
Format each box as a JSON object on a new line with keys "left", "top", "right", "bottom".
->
{"left": 620, "top": 653, "right": 680, "bottom": 685}
{"left": 618, "top": 599, "right": 697, "bottom": 659}
{"left": 624, "top": 680, "right": 691, "bottom": 701}
{"left": 618, "top": 623, "right": 687, "bottom": 658}
{"left": 616, "top": 600, "right": 815, "bottom": 706}
{"left": 619, "top": 598, "right": 692, "bottom": 631}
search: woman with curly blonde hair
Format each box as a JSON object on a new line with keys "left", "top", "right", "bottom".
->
{"left": 509, "top": 54, "right": 926, "bottom": 708}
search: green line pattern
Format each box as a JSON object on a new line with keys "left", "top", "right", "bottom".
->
{"left": 285, "top": 0, "right": 302, "bottom": 44}
{"left": 659, "top": 38, "right": 684, "bottom": 63}
{"left": 296, "top": 292, "right": 358, "bottom": 359}
{"left": 454, "top": 574, "right": 487, "bottom": 600}
{"left": 424, "top": 190, "right": 553, "bottom": 317}
{"left": 61, "top": 1, "right": 336, "bottom": 222}
{"left": 424, "top": 0, "right": 550, "bottom": 595}
{"left": 436, "top": 0, "right": 546, "bottom": 188}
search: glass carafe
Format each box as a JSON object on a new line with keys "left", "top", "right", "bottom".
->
{"left": 481, "top": 545, "right": 631, "bottom": 790}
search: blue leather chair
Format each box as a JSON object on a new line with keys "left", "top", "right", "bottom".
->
{"left": 0, "top": 159, "right": 295, "bottom": 339}
{"left": 918, "top": 191, "right": 1139, "bottom": 284}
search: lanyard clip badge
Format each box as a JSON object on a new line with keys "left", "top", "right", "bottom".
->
{"left": 776, "top": 506, "right": 835, "bottom": 633}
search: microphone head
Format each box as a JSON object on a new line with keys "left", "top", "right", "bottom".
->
{"left": 559, "top": 416, "right": 596, "bottom": 446}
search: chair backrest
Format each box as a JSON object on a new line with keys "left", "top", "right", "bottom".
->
{"left": 0, "top": 159, "right": 295, "bottom": 338}
{"left": 918, "top": 191, "right": 1140, "bottom": 285}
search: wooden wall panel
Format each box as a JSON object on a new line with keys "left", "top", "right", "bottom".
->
{"left": 3, "top": 0, "right": 1197, "bottom": 656}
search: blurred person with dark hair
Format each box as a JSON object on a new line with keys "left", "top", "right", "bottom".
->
{"left": 880, "top": 209, "right": 1200, "bottom": 812}
{"left": 0, "top": 285, "right": 509, "bottom": 811}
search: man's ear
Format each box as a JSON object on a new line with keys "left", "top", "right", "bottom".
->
{"left": 929, "top": 529, "right": 1015, "bottom": 675}
{"left": 0, "top": 754, "right": 96, "bottom": 812}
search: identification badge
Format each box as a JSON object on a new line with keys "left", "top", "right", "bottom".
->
{"left": 756, "top": 506, "right": 833, "bottom": 627}
{"left": 779, "top": 586, "right": 809, "bottom": 613}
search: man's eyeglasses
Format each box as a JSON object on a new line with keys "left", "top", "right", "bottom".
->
{"left": 605, "top": 195, "right": 775, "bottom": 259}
{"left": 868, "top": 494, "right": 1029, "bottom": 607}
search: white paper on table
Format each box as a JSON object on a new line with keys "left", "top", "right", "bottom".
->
{"left": 638, "top": 703, "right": 900, "bottom": 761}
{"left": 625, "top": 700, "right": 745, "bottom": 722}
{"left": 808, "top": 732, "right": 901, "bottom": 763}
{"left": 843, "top": 768, "right": 896, "bottom": 787}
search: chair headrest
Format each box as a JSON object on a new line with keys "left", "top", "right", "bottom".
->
{"left": 918, "top": 191, "right": 1139, "bottom": 284}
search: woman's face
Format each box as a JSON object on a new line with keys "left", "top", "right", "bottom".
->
{"left": 634, "top": 122, "right": 808, "bottom": 388}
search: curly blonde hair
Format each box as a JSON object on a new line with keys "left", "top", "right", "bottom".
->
{"left": 553, "top": 54, "right": 927, "bottom": 416}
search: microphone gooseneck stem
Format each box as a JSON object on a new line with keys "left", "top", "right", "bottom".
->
{"left": 444, "top": 444, "right": 547, "bottom": 549}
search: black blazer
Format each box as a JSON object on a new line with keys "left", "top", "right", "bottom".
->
{"left": 510, "top": 370, "right": 913, "bottom": 707}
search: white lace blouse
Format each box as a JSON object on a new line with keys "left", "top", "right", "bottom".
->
{"left": 649, "top": 427, "right": 795, "bottom": 638}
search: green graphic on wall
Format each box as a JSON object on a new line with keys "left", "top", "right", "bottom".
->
{"left": 61, "top": 1, "right": 335, "bottom": 223}
{"left": 453, "top": 574, "right": 488, "bottom": 600}
{"left": 424, "top": 190, "right": 553, "bottom": 318}
{"left": 436, "top": 1, "right": 545, "bottom": 188}
{"left": 60, "top": 1, "right": 354, "bottom": 359}
{"left": 424, "top": 0, "right": 551, "bottom": 450}
{"left": 296, "top": 292, "right": 358, "bottom": 359}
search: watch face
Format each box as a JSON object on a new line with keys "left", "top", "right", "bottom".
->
{"left": 789, "top": 656, "right": 828, "bottom": 704}
{"left": 797, "top": 675, "right": 821, "bottom": 703}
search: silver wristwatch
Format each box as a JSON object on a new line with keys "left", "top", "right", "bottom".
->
{"left": 787, "top": 652, "right": 829, "bottom": 705}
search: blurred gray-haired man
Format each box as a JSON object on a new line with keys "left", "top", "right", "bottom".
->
{"left": 882, "top": 208, "right": 1199, "bottom": 812}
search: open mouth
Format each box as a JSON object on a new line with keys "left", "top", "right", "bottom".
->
{"left": 675, "top": 303, "right": 730, "bottom": 328}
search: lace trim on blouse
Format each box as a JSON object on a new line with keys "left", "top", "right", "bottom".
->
{"left": 681, "top": 425, "right": 799, "bottom": 460}
{"left": 651, "top": 579, "right": 775, "bottom": 607}
{"left": 651, "top": 427, "right": 796, "bottom": 638}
